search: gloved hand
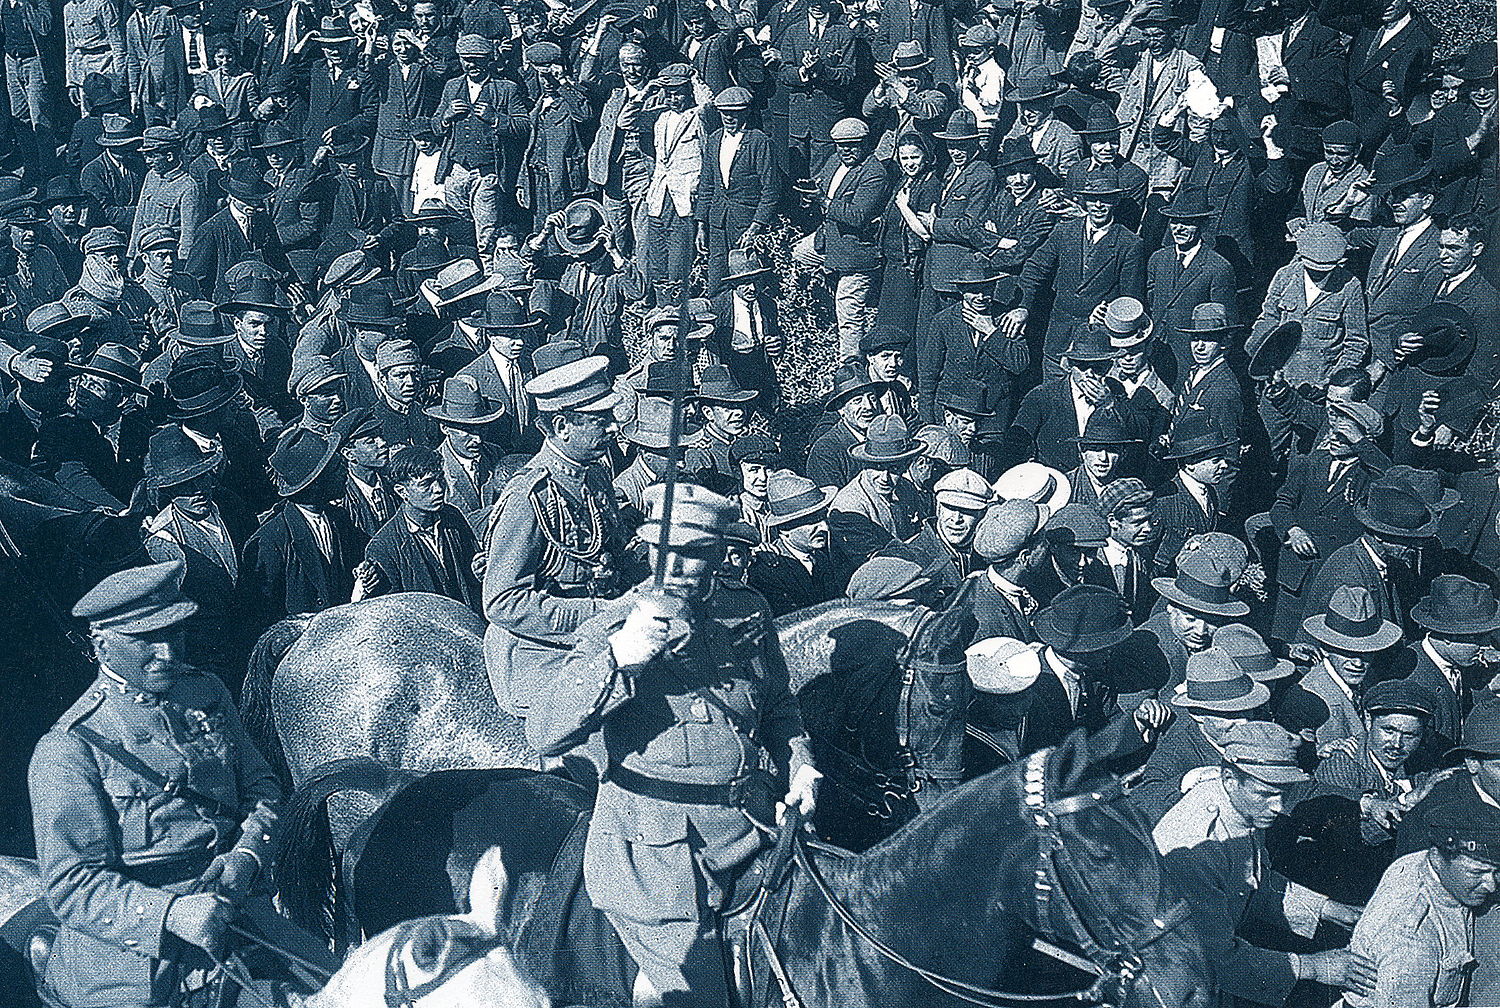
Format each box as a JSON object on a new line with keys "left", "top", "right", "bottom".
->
{"left": 199, "top": 849, "right": 260, "bottom": 898}
{"left": 165, "top": 892, "right": 233, "bottom": 957}
{"left": 609, "top": 595, "right": 677, "bottom": 667}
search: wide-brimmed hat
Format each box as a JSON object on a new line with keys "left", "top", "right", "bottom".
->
{"left": 1033, "top": 584, "right": 1131, "bottom": 653}
{"left": 1412, "top": 575, "right": 1500, "bottom": 637}
{"left": 1213, "top": 623, "right": 1295, "bottom": 682}
{"left": 1450, "top": 700, "right": 1500, "bottom": 758}
{"left": 555, "top": 198, "right": 607, "bottom": 256}
{"left": 1075, "top": 103, "right": 1122, "bottom": 137}
{"left": 311, "top": 14, "right": 355, "bottom": 42}
{"left": 626, "top": 394, "right": 700, "bottom": 450}
{"left": 892, "top": 39, "right": 933, "bottom": 71}
{"left": 96, "top": 113, "right": 143, "bottom": 148}
{"left": 1171, "top": 647, "right": 1270, "bottom": 712}
{"left": 766, "top": 471, "right": 834, "bottom": 528}
{"left": 1005, "top": 67, "right": 1065, "bottom": 104}
{"left": 253, "top": 122, "right": 301, "bottom": 151}
{"left": 826, "top": 371, "right": 891, "bottom": 410}
{"left": 75, "top": 343, "right": 147, "bottom": 396}
{"left": 421, "top": 259, "right": 502, "bottom": 313}
{"left": 695, "top": 363, "right": 759, "bottom": 405}
{"left": 1303, "top": 586, "right": 1401, "bottom": 652}
{"left": 1384, "top": 465, "right": 1460, "bottom": 511}
{"left": 1079, "top": 404, "right": 1144, "bottom": 447}
{"left": 218, "top": 276, "right": 291, "bottom": 316}
{"left": 425, "top": 375, "right": 506, "bottom": 427}
{"left": 1404, "top": 303, "right": 1475, "bottom": 375}
{"left": 1247, "top": 321, "right": 1301, "bottom": 381}
{"left": 144, "top": 425, "right": 222, "bottom": 489}
{"left": 937, "top": 381, "right": 997, "bottom": 418}
{"left": 994, "top": 461, "right": 1071, "bottom": 512}
{"left": 164, "top": 352, "right": 243, "bottom": 420}
{"left": 1063, "top": 326, "right": 1119, "bottom": 363}
{"left": 993, "top": 137, "right": 1042, "bottom": 172}
{"left": 1153, "top": 538, "right": 1250, "bottom": 618}
{"left": 1162, "top": 410, "right": 1237, "bottom": 462}
{"left": 405, "top": 200, "right": 459, "bottom": 225}
{"left": 191, "top": 105, "right": 232, "bottom": 137}
{"left": 722, "top": 247, "right": 771, "bottom": 286}
{"left": 850, "top": 414, "right": 925, "bottom": 466}
{"left": 1356, "top": 478, "right": 1438, "bottom": 540}
{"left": 269, "top": 427, "right": 342, "bottom": 497}
{"left": 1368, "top": 145, "right": 1431, "bottom": 195}
{"left": 340, "top": 287, "right": 402, "bottom": 329}
{"left": 25, "top": 302, "right": 91, "bottom": 343}
{"left": 1072, "top": 166, "right": 1125, "bottom": 200}
{"left": 933, "top": 109, "right": 981, "bottom": 142}
{"left": 1180, "top": 302, "right": 1238, "bottom": 339}
{"left": 1160, "top": 186, "right": 1214, "bottom": 220}
{"left": 476, "top": 290, "right": 541, "bottom": 334}
{"left": 174, "top": 300, "right": 230, "bottom": 346}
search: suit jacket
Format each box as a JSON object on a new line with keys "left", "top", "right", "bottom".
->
{"left": 1175, "top": 357, "right": 1246, "bottom": 441}
{"left": 814, "top": 152, "right": 890, "bottom": 274}
{"left": 433, "top": 74, "right": 528, "bottom": 183}
{"left": 1346, "top": 16, "right": 1435, "bottom": 122}
{"left": 695, "top": 127, "right": 780, "bottom": 238}
{"left": 1146, "top": 244, "right": 1239, "bottom": 369}
{"left": 1298, "top": 665, "right": 1365, "bottom": 746}
{"left": 1361, "top": 221, "right": 1444, "bottom": 366}
{"left": 456, "top": 350, "right": 535, "bottom": 452}
{"left": 587, "top": 84, "right": 652, "bottom": 188}
{"left": 240, "top": 503, "right": 366, "bottom": 629}
{"left": 886, "top": 520, "right": 979, "bottom": 604}
{"left": 985, "top": 187, "right": 1056, "bottom": 273}
{"left": 1440, "top": 469, "right": 1500, "bottom": 571}
{"left": 123, "top": 6, "right": 189, "bottom": 120}
{"left": 1116, "top": 47, "right": 1203, "bottom": 183}
{"left": 1010, "top": 662, "right": 1117, "bottom": 758}
{"left": 1132, "top": 708, "right": 1226, "bottom": 821}
{"left": 520, "top": 86, "right": 592, "bottom": 214}
{"left": 1151, "top": 474, "right": 1225, "bottom": 571}
{"left": 919, "top": 300, "right": 1031, "bottom": 415}
{"left": 776, "top": 17, "right": 858, "bottom": 141}
{"left": 1019, "top": 220, "right": 1145, "bottom": 360}
{"left": 303, "top": 63, "right": 374, "bottom": 162}
{"left": 79, "top": 154, "right": 144, "bottom": 232}
{"left": 1012, "top": 375, "right": 1132, "bottom": 472}
{"left": 924, "top": 160, "right": 995, "bottom": 295}
{"left": 686, "top": 28, "right": 736, "bottom": 97}
{"left": 805, "top": 419, "right": 863, "bottom": 490}
{"left": 1386, "top": 642, "right": 1465, "bottom": 752}
{"left": 371, "top": 59, "right": 443, "bottom": 179}
{"left": 440, "top": 440, "right": 503, "bottom": 516}
{"left": 185, "top": 207, "right": 291, "bottom": 303}
{"left": 1271, "top": 448, "right": 1385, "bottom": 592}
{"left": 746, "top": 545, "right": 842, "bottom": 616}
{"left": 1300, "top": 538, "right": 1419, "bottom": 639}
{"left": 316, "top": 168, "right": 396, "bottom": 260}
{"left": 265, "top": 162, "right": 330, "bottom": 279}
{"left": 342, "top": 471, "right": 396, "bottom": 537}
{"left": 364, "top": 505, "right": 482, "bottom": 613}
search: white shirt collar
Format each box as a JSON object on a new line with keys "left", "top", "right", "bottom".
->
{"left": 1179, "top": 468, "right": 1212, "bottom": 513}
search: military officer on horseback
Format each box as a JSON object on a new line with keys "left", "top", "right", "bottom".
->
{"left": 527, "top": 483, "right": 821, "bottom": 1008}
{"left": 482, "top": 339, "right": 639, "bottom": 716}
{"left": 28, "top": 559, "right": 334, "bottom": 1008}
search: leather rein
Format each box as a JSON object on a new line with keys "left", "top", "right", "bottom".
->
{"left": 769, "top": 751, "right": 1190, "bottom": 1008}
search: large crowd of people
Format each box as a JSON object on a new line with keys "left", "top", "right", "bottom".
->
{"left": 1, "top": 0, "right": 1498, "bottom": 1003}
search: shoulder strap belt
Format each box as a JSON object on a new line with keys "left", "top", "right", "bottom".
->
{"left": 72, "top": 723, "right": 242, "bottom": 821}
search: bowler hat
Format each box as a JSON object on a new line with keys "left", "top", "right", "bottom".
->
{"left": 144, "top": 425, "right": 223, "bottom": 489}
{"left": 1033, "top": 584, "right": 1132, "bottom": 652}
{"left": 1303, "top": 586, "right": 1401, "bottom": 652}
{"left": 994, "top": 461, "right": 1072, "bottom": 512}
{"left": 1356, "top": 478, "right": 1438, "bottom": 540}
{"left": 850, "top": 414, "right": 925, "bottom": 466}
{"left": 1172, "top": 647, "right": 1270, "bottom": 712}
{"left": 1411, "top": 574, "right": 1500, "bottom": 637}
{"left": 270, "top": 427, "right": 342, "bottom": 497}
{"left": 72, "top": 560, "right": 198, "bottom": 634}
{"left": 1153, "top": 537, "right": 1251, "bottom": 618}
{"left": 765, "top": 471, "right": 834, "bottom": 527}
{"left": 1213, "top": 623, "right": 1295, "bottom": 682}
{"left": 425, "top": 375, "right": 506, "bottom": 427}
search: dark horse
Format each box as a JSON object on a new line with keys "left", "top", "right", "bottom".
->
{"left": 276, "top": 730, "right": 1210, "bottom": 1008}
{"left": 0, "top": 461, "right": 147, "bottom": 856}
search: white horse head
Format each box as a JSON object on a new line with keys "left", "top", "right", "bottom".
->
{"left": 306, "top": 846, "right": 550, "bottom": 1008}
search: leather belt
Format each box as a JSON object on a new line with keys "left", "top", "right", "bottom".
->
{"left": 608, "top": 765, "right": 770, "bottom": 806}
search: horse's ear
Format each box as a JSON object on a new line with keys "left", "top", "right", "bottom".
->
{"left": 465, "top": 845, "right": 508, "bottom": 935}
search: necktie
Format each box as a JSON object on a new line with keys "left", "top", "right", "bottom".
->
{"left": 1206, "top": 485, "right": 1219, "bottom": 519}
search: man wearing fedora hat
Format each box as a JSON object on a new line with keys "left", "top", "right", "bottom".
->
{"left": 1065, "top": 102, "right": 1150, "bottom": 229}
{"left": 184, "top": 159, "right": 294, "bottom": 302}
{"left": 482, "top": 341, "right": 638, "bottom": 714}
{"left": 614, "top": 395, "right": 700, "bottom": 521}
{"left": 922, "top": 257, "right": 1029, "bottom": 429}
{"left": 70, "top": 341, "right": 153, "bottom": 495}
{"left": 681, "top": 363, "right": 759, "bottom": 487}
{"left": 528, "top": 482, "right": 818, "bottom": 1008}
{"left": 986, "top": 138, "right": 1061, "bottom": 274}
{"left": 1008, "top": 165, "right": 1144, "bottom": 367}
{"left": 241, "top": 427, "right": 368, "bottom": 632}
{"left": 332, "top": 406, "right": 396, "bottom": 536}
{"left": 1069, "top": 402, "right": 1146, "bottom": 505}
{"left": 1150, "top": 410, "right": 1238, "bottom": 567}
{"left": 830, "top": 414, "right": 926, "bottom": 541}
{"left": 1011, "top": 324, "right": 1132, "bottom": 472}
{"left": 748, "top": 471, "right": 846, "bottom": 615}
{"left": 1299, "top": 476, "right": 1436, "bottom": 641}
{"left": 705, "top": 247, "right": 783, "bottom": 408}
{"left": 540, "top": 198, "right": 646, "bottom": 362}
{"left": 1146, "top": 186, "right": 1237, "bottom": 365}
{"left": 923, "top": 109, "right": 997, "bottom": 315}
{"left": 219, "top": 275, "right": 296, "bottom": 431}
{"left": 1385, "top": 574, "right": 1500, "bottom": 753}
{"left": 1298, "top": 585, "right": 1403, "bottom": 748}
{"left": 354, "top": 444, "right": 484, "bottom": 611}
{"left": 1172, "top": 301, "right": 1245, "bottom": 433}
{"left": 79, "top": 114, "right": 146, "bottom": 234}
{"left": 1153, "top": 718, "right": 1380, "bottom": 1003}
{"left": 426, "top": 375, "right": 507, "bottom": 515}
{"left": 455, "top": 289, "right": 542, "bottom": 449}
{"left": 999, "top": 69, "right": 1082, "bottom": 178}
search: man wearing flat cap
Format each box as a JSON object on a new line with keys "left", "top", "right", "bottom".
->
{"left": 483, "top": 342, "right": 639, "bottom": 716}
{"left": 528, "top": 483, "right": 819, "bottom": 1008}
{"left": 30, "top": 561, "right": 335, "bottom": 1007}
{"left": 1154, "top": 719, "right": 1378, "bottom": 1005}
{"left": 519, "top": 41, "right": 592, "bottom": 230}
{"left": 890, "top": 466, "right": 992, "bottom": 601}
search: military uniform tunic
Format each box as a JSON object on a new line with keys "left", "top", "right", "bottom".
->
{"left": 481, "top": 439, "right": 637, "bottom": 715}
{"left": 1346, "top": 849, "right": 1476, "bottom": 1008}
{"left": 29, "top": 667, "right": 279, "bottom": 1008}
{"left": 526, "top": 578, "right": 814, "bottom": 1005}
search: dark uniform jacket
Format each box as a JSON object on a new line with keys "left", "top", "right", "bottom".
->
{"left": 29, "top": 669, "right": 279, "bottom": 1008}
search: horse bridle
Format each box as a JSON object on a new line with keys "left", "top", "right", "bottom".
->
{"left": 788, "top": 750, "right": 1191, "bottom": 1008}
{"left": 382, "top": 917, "right": 505, "bottom": 1008}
